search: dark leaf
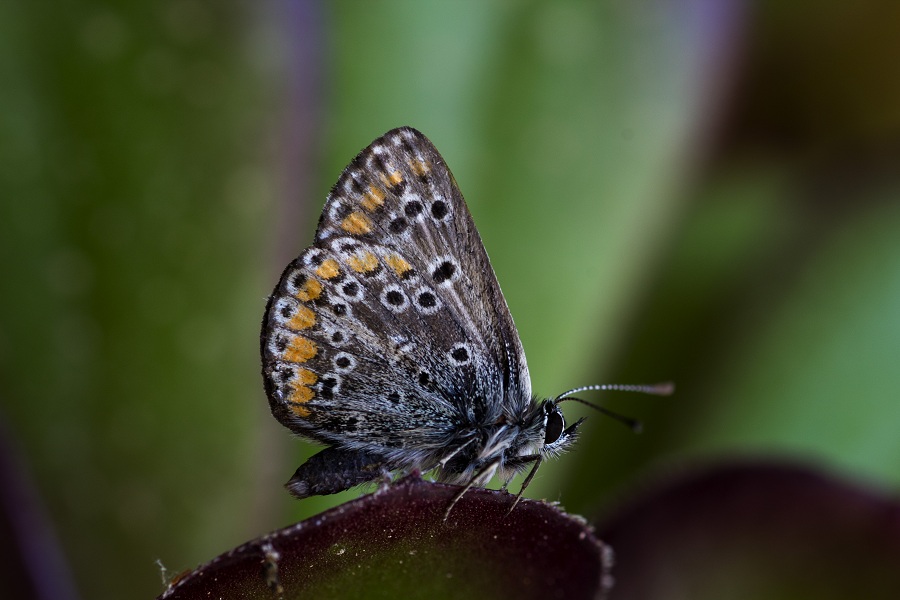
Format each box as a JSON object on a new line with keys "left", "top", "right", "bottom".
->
{"left": 159, "top": 475, "right": 609, "bottom": 600}
{"left": 597, "top": 461, "right": 900, "bottom": 600}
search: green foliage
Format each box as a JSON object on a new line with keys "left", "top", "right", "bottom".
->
{"left": 3, "top": 1, "right": 900, "bottom": 599}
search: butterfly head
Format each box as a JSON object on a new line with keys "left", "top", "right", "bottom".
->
{"left": 525, "top": 383, "right": 669, "bottom": 458}
{"left": 536, "top": 399, "right": 585, "bottom": 459}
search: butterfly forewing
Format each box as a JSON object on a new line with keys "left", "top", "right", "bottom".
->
{"left": 261, "top": 127, "right": 531, "bottom": 460}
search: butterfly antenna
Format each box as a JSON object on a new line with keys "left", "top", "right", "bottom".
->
{"left": 555, "top": 382, "right": 674, "bottom": 399}
{"left": 554, "top": 382, "right": 674, "bottom": 434}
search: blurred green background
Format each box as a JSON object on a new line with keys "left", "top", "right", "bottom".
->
{"left": 2, "top": 1, "right": 900, "bottom": 598}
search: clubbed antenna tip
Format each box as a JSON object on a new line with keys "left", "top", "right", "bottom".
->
{"left": 555, "top": 381, "right": 675, "bottom": 401}
{"left": 644, "top": 381, "right": 675, "bottom": 396}
{"left": 553, "top": 381, "right": 674, "bottom": 434}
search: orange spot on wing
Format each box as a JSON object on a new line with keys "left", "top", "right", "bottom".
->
{"left": 341, "top": 211, "right": 372, "bottom": 235}
{"left": 295, "top": 368, "right": 318, "bottom": 385}
{"left": 288, "top": 389, "right": 313, "bottom": 416}
{"left": 288, "top": 370, "right": 317, "bottom": 416}
{"left": 347, "top": 251, "right": 379, "bottom": 273}
{"left": 360, "top": 185, "right": 386, "bottom": 212}
{"left": 385, "top": 253, "right": 411, "bottom": 277}
{"left": 287, "top": 305, "right": 316, "bottom": 330}
{"left": 380, "top": 170, "right": 403, "bottom": 187}
{"left": 284, "top": 336, "right": 317, "bottom": 363}
{"left": 316, "top": 259, "right": 340, "bottom": 280}
{"left": 296, "top": 278, "right": 322, "bottom": 302}
{"left": 410, "top": 159, "right": 430, "bottom": 176}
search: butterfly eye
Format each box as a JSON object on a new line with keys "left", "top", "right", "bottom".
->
{"left": 544, "top": 408, "right": 565, "bottom": 445}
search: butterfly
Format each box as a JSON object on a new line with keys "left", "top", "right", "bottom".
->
{"left": 260, "top": 127, "right": 669, "bottom": 508}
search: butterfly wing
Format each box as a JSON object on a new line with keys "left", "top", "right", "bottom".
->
{"left": 261, "top": 127, "right": 531, "bottom": 466}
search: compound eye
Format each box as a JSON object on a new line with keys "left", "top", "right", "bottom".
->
{"left": 544, "top": 408, "right": 565, "bottom": 445}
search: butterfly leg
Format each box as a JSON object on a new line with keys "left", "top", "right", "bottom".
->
{"left": 501, "top": 454, "right": 542, "bottom": 515}
{"left": 443, "top": 458, "right": 502, "bottom": 521}
{"left": 285, "top": 447, "right": 390, "bottom": 498}
{"left": 437, "top": 438, "right": 475, "bottom": 469}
